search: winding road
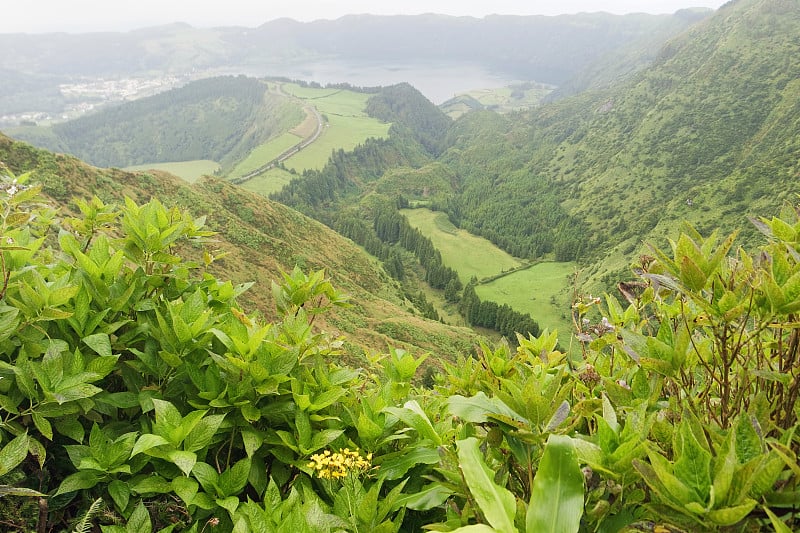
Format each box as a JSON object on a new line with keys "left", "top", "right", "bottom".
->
{"left": 230, "top": 84, "right": 325, "bottom": 185}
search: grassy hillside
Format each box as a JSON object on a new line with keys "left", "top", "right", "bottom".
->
{"left": 437, "top": 0, "right": 800, "bottom": 292}
{"left": 0, "top": 134, "right": 480, "bottom": 363}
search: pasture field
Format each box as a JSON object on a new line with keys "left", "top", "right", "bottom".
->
{"left": 240, "top": 167, "right": 297, "bottom": 197}
{"left": 277, "top": 83, "right": 391, "bottom": 171}
{"left": 228, "top": 132, "right": 302, "bottom": 179}
{"left": 124, "top": 160, "right": 220, "bottom": 183}
{"left": 401, "top": 208, "right": 521, "bottom": 282}
{"left": 284, "top": 114, "right": 390, "bottom": 172}
{"left": 475, "top": 262, "right": 577, "bottom": 337}
{"left": 403, "top": 207, "right": 576, "bottom": 339}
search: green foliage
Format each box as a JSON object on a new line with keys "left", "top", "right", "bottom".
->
{"left": 4, "top": 166, "right": 800, "bottom": 532}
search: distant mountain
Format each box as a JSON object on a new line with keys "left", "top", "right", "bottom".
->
{"left": 0, "top": 12, "right": 709, "bottom": 116}
{"left": 0, "top": 133, "right": 480, "bottom": 361}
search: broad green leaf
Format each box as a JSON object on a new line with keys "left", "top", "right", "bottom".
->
{"left": 168, "top": 450, "right": 197, "bottom": 477}
{"left": 108, "top": 480, "right": 130, "bottom": 512}
{"left": 307, "top": 429, "right": 344, "bottom": 455}
{"left": 447, "top": 392, "right": 526, "bottom": 424}
{"left": 456, "top": 437, "right": 516, "bottom": 533}
{"left": 240, "top": 429, "right": 263, "bottom": 458}
{"left": 450, "top": 525, "right": 498, "bottom": 533}
{"left": 184, "top": 414, "right": 225, "bottom": 453}
{"left": 385, "top": 400, "right": 442, "bottom": 446}
{"left": 764, "top": 506, "right": 793, "bottom": 533}
{"left": 55, "top": 470, "right": 102, "bottom": 496}
{"left": 705, "top": 499, "right": 758, "bottom": 526}
{"left": 83, "top": 333, "right": 113, "bottom": 357}
{"left": 171, "top": 476, "right": 199, "bottom": 506}
{"left": 131, "top": 434, "right": 171, "bottom": 457}
{"left": 0, "top": 432, "right": 29, "bottom": 476}
{"left": 31, "top": 412, "right": 53, "bottom": 440}
{"left": 218, "top": 458, "right": 251, "bottom": 497}
{"left": 378, "top": 446, "right": 441, "bottom": 480}
{"left": 393, "top": 482, "right": 453, "bottom": 511}
{"left": 527, "top": 434, "right": 584, "bottom": 533}
{"left": 674, "top": 418, "right": 712, "bottom": 503}
{"left": 127, "top": 502, "right": 152, "bottom": 533}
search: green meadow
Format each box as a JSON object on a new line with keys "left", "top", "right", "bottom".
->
{"left": 476, "top": 263, "right": 577, "bottom": 338}
{"left": 283, "top": 114, "right": 391, "bottom": 172}
{"left": 240, "top": 167, "right": 297, "bottom": 197}
{"left": 228, "top": 132, "right": 302, "bottom": 179}
{"left": 403, "top": 207, "right": 576, "bottom": 337}
{"left": 124, "top": 160, "right": 220, "bottom": 183}
{"left": 279, "top": 84, "right": 391, "bottom": 172}
{"left": 401, "top": 208, "right": 521, "bottom": 282}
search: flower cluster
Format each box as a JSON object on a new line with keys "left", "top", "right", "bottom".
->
{"left": 307, "top": 448, "right": 375, "bottom": 480}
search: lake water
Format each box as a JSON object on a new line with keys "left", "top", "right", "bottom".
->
{"left": 259, "top": 60, "right": 520, "bottom": 104}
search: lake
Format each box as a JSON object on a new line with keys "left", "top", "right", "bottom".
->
{"left": 258, "top": 60, "right": 520, "bottom": 104}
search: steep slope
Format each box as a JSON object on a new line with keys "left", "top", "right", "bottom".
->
{"left": 0, "top": 134, "right": 479, "bottom": 362}
{"left": 442, "top": 0, "right": 800, "bottom": 287}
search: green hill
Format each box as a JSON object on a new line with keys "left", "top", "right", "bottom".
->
{"left": 7, "top": 76, "right": 304, "bottom": 172}
{"left": 436, "top": 0, "right": 800, "bottom": 289}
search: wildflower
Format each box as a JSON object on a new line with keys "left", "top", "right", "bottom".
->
{"left": 307, "top": 448, "right": 375, "bottom": 480}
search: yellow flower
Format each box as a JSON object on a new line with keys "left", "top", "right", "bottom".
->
{"left": 307, "top": 448, "right": 376, "bottom": 480}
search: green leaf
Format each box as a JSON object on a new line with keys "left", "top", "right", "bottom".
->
{"left": 131, "top": 434, "right": 170, "bottom": 457}
{"left": 240, "top": 429, "right": 263, "bottom": 458}
{"left": 108, "top": 480, "right": 130, "bottom": 512}
{"left": 83, "top": 333, "right": 113, "bottom": 357}
{"left": 456, "top": 437, "right": 517, "bottom": 533}
{"left": 385, "top": 400, "right": 442, "bottom": 446}
{"left": 705, "top": 499, "right": 758, "bottom": 526}
{"left": 378, "top": 445, "right": 441, "bottom": 480}
{"left": 527, "top": 434, "right": 584, "bottom": 533}
{"left": 764, "top": 506, "right": 794, "bottom": 533}
{"left": 307, "top": 429, "right": 344, "bottom": 455}
{"left": 393, "top": 482, "right": 453, "bottom": 511}
{"left": 184, "top": 414, "right": 225, "bottom": 453}
{"left": 674, "top": 418, "right": 712, "bottom": 503}
{"left": 31, "top": 412, "right": 53, "bottom": 440}
{"left": 171, "top": 476, "right": 199, "bottom": 506}
{"left": 127, "top": 502, "right": 152, "bottom": 533}
{"left": 0, "top": 432, "right": 29, "bottom": 476}
{"left": 55, "top": 470, "right": 102, "bottom": 496}
{"left": 450, "top": 525, "right": 499, "bottom": 533}
{"left": 168, "top": 450, "right": 197, "bottom": 477}
{"left": 218, "top": 458, "right": 251, "bottom": 497}
{"left": 447, "top": 392, "right": 526, "bottom": 424}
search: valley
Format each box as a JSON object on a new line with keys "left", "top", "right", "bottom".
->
{"left": 2, "top": 2, "right": 800, "bottom": 531}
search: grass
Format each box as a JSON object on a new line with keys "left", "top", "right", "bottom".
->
{"left": 240, "top": 167, "right": 297, "bottom": 197}
{"left": 402, "top": 208, "right": 521, "bottom": 282}
{"left": 475, "top": 262, "right": 577, "bottom": 338}
{"left": 284, "top": 114, "right": 390, "bottom": 172}
{"left": 277, "top": 83, "right": 391, "bottom": 172}
{"left": 123, "top": 160, "right": 220, "bottom": 183}
{"left": 403, "top": 207, "right": 577, "bottom": 341}
{"left": 228, "top": 132, "right": 302, "bottom": 178}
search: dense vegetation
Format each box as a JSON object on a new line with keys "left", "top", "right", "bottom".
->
{"left": 4, "top": 161, "right": 800, "bottom": 532}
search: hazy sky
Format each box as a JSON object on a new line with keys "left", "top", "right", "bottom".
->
{"left": 2, "top": 1, "right": 728, "bottom": 34}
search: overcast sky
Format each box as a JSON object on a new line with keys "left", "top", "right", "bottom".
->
{"left": 2, "top": 1, "right": 728, "bottom": 34}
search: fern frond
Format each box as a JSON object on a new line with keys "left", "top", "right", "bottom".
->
{"left": 72, "top": 497, "right": 104, "bottom": 533}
